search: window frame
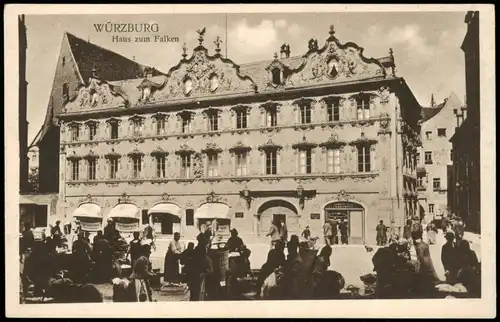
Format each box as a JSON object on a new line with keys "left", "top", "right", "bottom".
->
{"left": 155, "top": 155, "right": 166, "bottom": 178}
{"left": 326, "top": 148, "right": 341, "bottom": 174}
{"left": 109, "top": 158, "right": 119, "bottom": 180}
{"left": 299, "top": 149, "right": 313, "bottom": 174}
{"left": 432, "top": 178, "right": 441, "bottom": 190}
{"left": 207, "top": 153, "right": 219, "bottom": 177}
{"left": 88, "top": 123, "right": 97, "bottom": 141}
{"left": 236, "top": 109, "right": 248, "bottom": 129}
{"left": 87, "top": 159, "right": 97, "bottom": 181}
{"left": 180, "top": 154, "right": 192, "bottom": 178}
{"left": 424, "top": 151, "right": 433, "bottom": 165}
{"left": 327, "top": 98, "right": 340, "bottom": 122}
{"left": 265, "top": 150, "right": 278, "bottom": 175}
{"left": 299, "top": 102, "right": 312, "bottom": 124}
{"left": 437, "top": 128, "right": 447, "bottom": 137}
{"left": 356, "top": 95, "right": 371, "bottom": 120}
{"left": 71, "top": 160, "right": 80, "bottom": 181}
{"left": 357, "top": 145, "right": 371, "bottom": 173}
{"left": 132, "top": 156, "right": 142, "bottom": 179}
{"left": 235, "top": 152, "right": 248, "bottom": 176}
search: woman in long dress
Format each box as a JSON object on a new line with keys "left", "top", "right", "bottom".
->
{"left": 163, "top": 232, "right": 184, "bottom": 284}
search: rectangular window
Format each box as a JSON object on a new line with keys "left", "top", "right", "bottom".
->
{"left": 185, "top": 209, "right": 194, "bottom": 226}
{"left": 109, "top": 158, "right": 118, "bottom": 180}
{"left": 300, "top": 103, "right": 312, "bottom": 124}
{"left": 416, "top": 152, "right": 421, "bottom": 165}
{"left": 437, "top": 128, "right": 447, "bottom": 137}
{"left": 417, "top": 176, "right": 424, "bottom": 187}
{"left": 236, "top": 110, "right": 247, "bottom": 129}
{"left": 71, "top": 160, "right": 79, "bottom": 181}
{"left": 156, "top": 118, "right": 165, "bottom": 135}
{"left": 424, "top": 151, "right": 433, "bottom": 164}
{"left": 425, "top": 131, "right": 432, "bottom": 140}
{"left": 433, "top": 178, "right": 441, "bottom": 190}
{"left": 88, "top": 123, "right": 97, "bottom": 141}
{"left": 182, "top": 116, "right": 191, "bottom": 134}
{"left": 235, "top": 212, "right": 244, "bottom": 219}
{"left": 266, "top": 108, "right": 277, "bottom": 127}
{"left": 265, "top": 150, "right": 277, "bottom": 175}
{"left": 356, "top": 96, "right": 370, "bottom": 120}
{"left": 208, "top": 113, "right": 218, "bottom": 131}
{"left": 62, "top": 83, "right": 69, "bottom": 100}
{"left": 235, "top": 152, "right": 248, "bottom": 176}
{"left": 71, "top": 125, "right": 80, "bottom": 142}
{"left": 87, "top": 159, "right": 96, "bottom": 181}
{"left": 132, "top": 156, "right": 142, "bottom": 179}
{"left": 207, "top": 154, "right": 219, "bottom": 177}
{"left": 133, "top": 120, "right": 142, "bottom": 137}
{"left": 299, "top": 150, "right": 312, "bottom": 174}
{"left": 357, "top": 146, "right": 371, "bottom": 172}
{"left": 110, "top": 122, "right": 119, "bottom": 140}
{"left": 327, "top": 148, "right": 341, "bottom": 174}
{"left": 327, "top": 99, "right": 340, "bottom": 122}
{"left": 156, "top": 156, "right": 166, "bottom": 178}
{"left": 429, "top": 204, "right": 434, "bottom": 214}
{"left": 181, "top": 155, "right": 191, "bottom": 178}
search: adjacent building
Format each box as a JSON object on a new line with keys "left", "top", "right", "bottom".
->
{"left": 19, "top": 15, "right": 29, "bottom": 193}
{"left": 450, "top": 11, "right": 481, "bottom": 233}
{"left": 416, "top": 93, "right": 462, "bottom": 220}
{"left": 35, "top": 26, "right": 422, "bottom": 244}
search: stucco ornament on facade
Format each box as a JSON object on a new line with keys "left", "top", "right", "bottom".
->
{"left": 63, "top": 76, "right": 128, "bottom": 113}
{"left": 287, "top": 25, "right": 385, "bottom": 88}
{"left": 152, "top": 31, "right": 257, "bottom": 101}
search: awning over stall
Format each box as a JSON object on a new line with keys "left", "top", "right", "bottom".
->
{"left": 72, "top": 203, "right": 102, "bottom": 218}
{"left": 107, "top": 203, "right": 140, "bottom": 219}
{"left": 148, "top": 203, "right": 181, "bottom": 217}
{"left": 194, "top": 203, "right": 230, "bottom": 219}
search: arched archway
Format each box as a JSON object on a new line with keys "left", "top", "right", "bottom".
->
{"left": 323, "top": 201, "right": 365, "bottom": 245}
{"left": 148, "top": 202, "right": 182, "bottom": 236}
{"left": 258, "top": 199, "right": 299, "bottom": 235}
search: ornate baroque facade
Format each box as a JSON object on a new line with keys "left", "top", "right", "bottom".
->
{"left": 54, "top": 26, "right": 421, "bottom": 244}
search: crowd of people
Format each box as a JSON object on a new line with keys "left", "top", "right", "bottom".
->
{"left": 20, "top": 213, "right": 479, "bottom": 302}
{"left": 369, "top": 215, "right": 481, "bottom": 299}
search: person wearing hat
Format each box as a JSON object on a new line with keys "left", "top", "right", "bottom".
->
{"left": 441, "top": 231, "right": 459, "bottom": 284}
{"left": 104, "top": 218, "right": 120, "bottom": 246}
{"left": 227, "top": 228, "right": 245, "bottom": 253}
{"left": 51, "top": 220, "right": 64, "bottom": 248}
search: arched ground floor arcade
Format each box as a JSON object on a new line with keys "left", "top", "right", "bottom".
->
{"left": 58, "top": 189, "right": 406, "bottom": 245}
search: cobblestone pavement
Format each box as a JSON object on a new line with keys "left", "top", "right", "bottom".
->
{"left": 83, "top": 229, "right": 481, "bottom": 302}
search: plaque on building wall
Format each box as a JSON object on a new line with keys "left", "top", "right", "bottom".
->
{"left": 235, "top": 212, "right": 244, "bottom": 218}
{"left": 310, "top": 213, "right": 320, "bottom": 220}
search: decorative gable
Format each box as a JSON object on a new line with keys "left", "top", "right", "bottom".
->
{"left": 152, "top": 29, "right": 257, "bottom": 101}
{"left": 62, "top": 70, "right": 128, "bottom": 113}
{"left": 287, "top": 25, "right": 386, "bottom": 88}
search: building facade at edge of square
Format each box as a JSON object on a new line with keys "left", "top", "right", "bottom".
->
{"left": 43, "top": 26, "right": 422, "bottom": 245}
{"left": 417, "top": 93, "right": 463, "bottom": 221}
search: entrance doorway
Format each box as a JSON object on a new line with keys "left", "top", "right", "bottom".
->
{"left": 324, "top": 201, "right": 365, "bottom": 245}
{"left": 151, "top": 213, "right": 181, "bottom": 236}
{"left": 258, "top": 200, "right": 299, "bottom": 235}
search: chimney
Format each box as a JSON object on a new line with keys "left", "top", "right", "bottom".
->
{"left": 285, "top": 44, "right": 291, "bottom": 58}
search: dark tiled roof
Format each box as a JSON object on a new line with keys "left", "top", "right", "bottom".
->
{"left": 66, "top": 32, "right": 164, "bottom": 82}
{"left": 420, "top": 102, "right": 446, "bottom": 122}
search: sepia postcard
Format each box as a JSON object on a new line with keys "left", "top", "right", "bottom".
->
{"left": 4, "top": 3, "right": 496, "bottom": 318}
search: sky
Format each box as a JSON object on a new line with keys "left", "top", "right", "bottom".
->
{"left": 24, "top": 11, "right": 467, "bottom": 144}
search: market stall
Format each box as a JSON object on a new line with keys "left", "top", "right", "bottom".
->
{"left": 107, "top": 203, "right": 141, "bottom": 238}
{"left": 71, "top": 203, "right": 103, "bottom": 232}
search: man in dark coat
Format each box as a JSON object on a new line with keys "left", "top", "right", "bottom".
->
{"left": 441, "top": 232, "right": 459, "bottom": 284}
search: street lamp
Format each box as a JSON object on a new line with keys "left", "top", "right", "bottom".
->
{"left": 297, "top": 185, "right": 305, "bottom": 210}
